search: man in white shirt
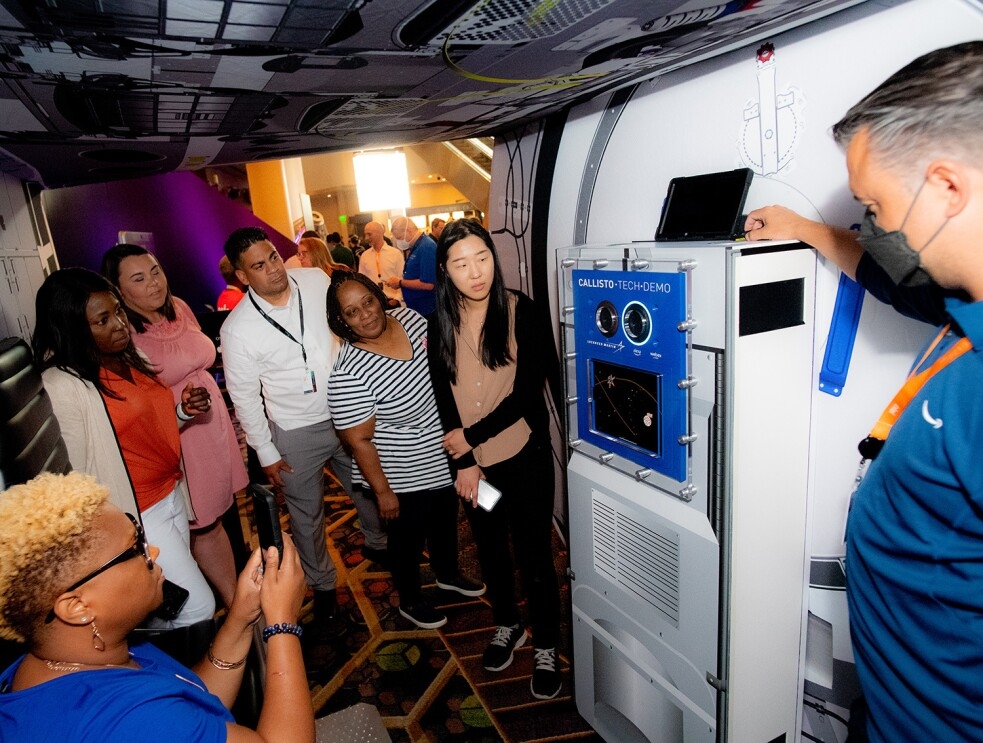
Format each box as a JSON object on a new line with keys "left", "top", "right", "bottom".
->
{"left": 358, "top": 221, "right": 403, "bottom": 306}
{"left": 220, "top": 226, "right": 386, "bottom": 637}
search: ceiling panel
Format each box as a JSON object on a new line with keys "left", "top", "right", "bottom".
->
{"left": 0, "top": 0, "right": 868, "bottom": 187}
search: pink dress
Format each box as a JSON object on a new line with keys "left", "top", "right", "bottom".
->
{"left": 132, "top": 296, "right": 248, "bottom": 528}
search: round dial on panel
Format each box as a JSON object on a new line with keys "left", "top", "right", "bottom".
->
{"left": 622, "top": 301, "right": 651, "bottom": 345}
{"left": 595, "top": 300, "right": 618, "bottom": 337}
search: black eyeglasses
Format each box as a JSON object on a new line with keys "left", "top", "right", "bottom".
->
{"left": 45, "top": 513, "right": 153, "bottom": 623}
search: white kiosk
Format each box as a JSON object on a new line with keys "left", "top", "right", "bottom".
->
{"left": 560, "top": 240, "right": 816, "bottom": 743}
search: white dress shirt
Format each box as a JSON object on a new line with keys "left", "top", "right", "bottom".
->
{"left": 358, "top": 244, "right": 404, "bottom": 303}
{"left": 220, "top": 267, "right": 339, "bottom": 467}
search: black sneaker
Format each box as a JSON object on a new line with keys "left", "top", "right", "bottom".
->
{"left": 435, "top": 574, "right": 486, "bottom": 597}
{"left": 530, "top": 647, "right": 561, "bottom": 700}
{"left": 482, "top": 624, "right": 527, "bottom": 671}
{"left": 398, "top": 602, "right": 448, "bottom": 630}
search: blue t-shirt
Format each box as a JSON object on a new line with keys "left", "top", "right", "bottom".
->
{"left": 847, "top": 264, "right": 983, "bottom": 742}
{"left": 401, "top": 233, "right": 437, "bottom": 316}
{"left": 0, "top": 643, "right": 233, "bottom": 742}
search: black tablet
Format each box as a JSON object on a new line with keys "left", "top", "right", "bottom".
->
{"left": 655, "top": 168, "right": 753, "bottom": 242}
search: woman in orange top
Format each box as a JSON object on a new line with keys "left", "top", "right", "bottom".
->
{"left": 32, "top": 268, "right": 216, "bottom": 628}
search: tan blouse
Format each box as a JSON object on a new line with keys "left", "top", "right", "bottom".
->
{"left": 451, "top": 294, "right": 531, "bottom": 466}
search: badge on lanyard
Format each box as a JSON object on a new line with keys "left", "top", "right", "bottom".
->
{"left": 303, "top": 369, "right": 317, "bottom": 394}
{"left": 843, "top": 325, "right": 971, "bottom": 543}
{"left": 249, "top": 278, "right": 319, "bottom": 395}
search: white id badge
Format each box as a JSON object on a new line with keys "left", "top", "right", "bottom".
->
{"left": 302, "top": 369, "right": 317, "bottom": 394}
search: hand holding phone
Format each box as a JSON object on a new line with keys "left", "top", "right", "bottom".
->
{"left": 250, "top": 483, "right": 284, "bottom": 567}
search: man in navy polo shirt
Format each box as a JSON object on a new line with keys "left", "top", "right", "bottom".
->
{"left": 389, "top": 215, "right": 438, "bottom": 316}
{"left": 746, "top": 42, "right": 983, "bottom": 742}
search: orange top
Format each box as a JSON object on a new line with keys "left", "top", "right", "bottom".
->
{"left": 100, "top": 367, "right": 182, "bottom": 512}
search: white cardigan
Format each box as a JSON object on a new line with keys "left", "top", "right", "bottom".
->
{"left": 42, "top": 366, "right": 194, "bottom": 520}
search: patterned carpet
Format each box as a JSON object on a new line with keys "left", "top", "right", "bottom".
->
{"left": 237, "top": 474, "right": 602, "bottom": 743}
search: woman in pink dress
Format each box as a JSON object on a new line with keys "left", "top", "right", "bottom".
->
{"left": 102, "top": 244, "right": 248, "bottom": 608}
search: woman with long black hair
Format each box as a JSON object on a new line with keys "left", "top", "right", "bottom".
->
{"left": 426, "top": 220, "right": 562, "bottom": 700}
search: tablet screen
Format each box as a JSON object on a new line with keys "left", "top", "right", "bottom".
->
{"left": 655, "top": 168, "right": 753, "bottom": 241}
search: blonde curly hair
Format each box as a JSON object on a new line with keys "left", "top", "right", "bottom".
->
{"left": 0, "top": 472, "right": 109, "bottom": 642}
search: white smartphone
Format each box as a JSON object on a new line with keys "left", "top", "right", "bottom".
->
{"left": 476, "top": 479, "right": 502, "bottom": 511}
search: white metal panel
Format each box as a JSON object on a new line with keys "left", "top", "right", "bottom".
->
{"left": 726, "top": 246, "right": 816, "bottom": 741}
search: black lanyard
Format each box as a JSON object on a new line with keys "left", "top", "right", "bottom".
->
{"left": 248, "top": 277, "right": 308, "bottom": 366}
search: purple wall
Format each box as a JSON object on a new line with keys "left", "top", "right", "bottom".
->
{"left": 42, "top": 172, "right": 297, "bottom": 313}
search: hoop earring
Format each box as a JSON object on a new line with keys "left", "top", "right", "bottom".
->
{"left": 91, "top": 621, "right": 106, "bottom": 652}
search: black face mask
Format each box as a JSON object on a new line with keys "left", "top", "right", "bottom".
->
{"left": 857, "top": 180, "right": 948, "bottom": 289}
{"left": 858, "top": 210, "right": 934, "bottom": 288}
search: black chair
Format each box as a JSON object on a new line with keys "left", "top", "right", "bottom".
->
{"left": 0, "top": 337, "right": 71, "bottom": 488}
{"left": 0, "top": 337, "right": 72, "bottom": 669}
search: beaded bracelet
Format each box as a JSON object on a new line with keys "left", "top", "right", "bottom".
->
{"left": 207, "top": 646, "right": 247, "bottom": 670}
{"left": 262, "top": 623, "right": 304, "bottom": 642}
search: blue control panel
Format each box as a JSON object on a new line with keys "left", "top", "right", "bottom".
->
{"left": 572, "top": 269, "right": 689, "bottom": 481}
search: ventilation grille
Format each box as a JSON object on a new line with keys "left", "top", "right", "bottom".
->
{"left": 592, "top": 494, "right": 680, "bottom": 626}
{"left": 442, "top": 0, "right": 616, "bottom": 44}
{"left": 313, "top": 98, "right": 426, "bottom": 135}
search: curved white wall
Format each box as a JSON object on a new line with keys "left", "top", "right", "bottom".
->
{"left": 531, "top": 0, "right": 983, "bottom": 734}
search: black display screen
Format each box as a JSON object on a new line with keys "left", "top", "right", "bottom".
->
{"left": 655, "top": 167, "right": 753, "bottom": 241}
{"left": 589, "top": 359, "right": 662, "bottom": 457}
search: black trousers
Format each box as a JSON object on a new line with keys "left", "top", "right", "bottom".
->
{"left": 427, "top": 483, "right": 463, "bottom": 582}
{"left": 466, "top": 437, "right": 560, "bottom": 648}
{"left": 384, "top": 484, "right": 459, "bottom": 606}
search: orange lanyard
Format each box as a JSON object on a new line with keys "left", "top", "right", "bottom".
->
{"left": 859, "top": 324, "right": 972, "bottom": 459}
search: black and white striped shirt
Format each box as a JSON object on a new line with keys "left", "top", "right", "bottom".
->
{"left": 328, "top": 307, "right": 451, "bottom": 493}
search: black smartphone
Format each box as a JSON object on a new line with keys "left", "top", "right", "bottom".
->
{"left": 250, "top": 483, "right": 283, "bottom": 567}
{"left": 154, "top": 579, "right": 190, "bottom": 620}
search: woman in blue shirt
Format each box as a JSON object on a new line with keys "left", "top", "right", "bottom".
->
{"left": 0, "top": 471, "right": 312, "bottom": 743}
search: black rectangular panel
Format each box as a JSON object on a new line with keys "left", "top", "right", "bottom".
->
{"left": 739, "top": 278, "right": 804, "bottom": 336}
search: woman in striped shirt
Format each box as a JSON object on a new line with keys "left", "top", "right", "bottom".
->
{"left": 326, "top": 272, "right": 483, "bottom": 630}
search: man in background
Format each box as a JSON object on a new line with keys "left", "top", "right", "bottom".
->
{"left": 389, "top": 216, "right": 437, "bottom": 316}
{"left": 216, "top": 255, "right": 245, "bottom": 311}
{"left": 430, "top": 217, "right": 446, "bottom": 242}
{"left": 358, "top": 221, "right": 403, "bottom": 306}
{"left": 326, "top": 231, "right": 355, "bottom": 268}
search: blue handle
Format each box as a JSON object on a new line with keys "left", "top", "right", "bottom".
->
{"left": 819, "top": 273, "right": 865, "bottom": 397}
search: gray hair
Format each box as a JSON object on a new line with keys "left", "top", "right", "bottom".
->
{"left": 832, "top": 42, "right": 983, "bottom": 183}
